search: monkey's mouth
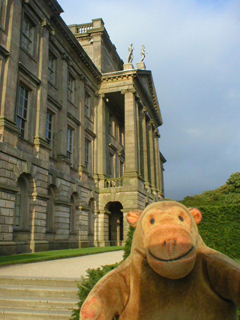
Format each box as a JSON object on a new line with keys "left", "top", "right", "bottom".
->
{"left": 149, "top": 246, "right": 194, "bottom": 262}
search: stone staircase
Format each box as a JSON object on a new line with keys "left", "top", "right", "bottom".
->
{"left": 0, "top": 276, "right": 79, "bottom": 319}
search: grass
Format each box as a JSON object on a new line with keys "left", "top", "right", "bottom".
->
{"left": 0, "top": 246, "right": 124, "bottom": 267}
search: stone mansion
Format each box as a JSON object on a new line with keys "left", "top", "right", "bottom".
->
{"left": 0, "top": 0, "right": 166, "bottom": 255}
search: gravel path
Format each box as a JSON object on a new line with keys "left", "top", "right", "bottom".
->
{"left": 0, "top": 250, "right": 124, "bottom": 280}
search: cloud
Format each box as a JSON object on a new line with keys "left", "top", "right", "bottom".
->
{"left": 59, "top": 0, "right": 240, "bottom": 200}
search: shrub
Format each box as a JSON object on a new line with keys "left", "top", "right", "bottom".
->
{"left": 196, "top": 205, "right": 240, "bottom": 259}
{"left": 181, "top": 172, "right": 240, "bottom": 206}
{"left": 123, "top": 226, "right": 135, "bottom": 260}
{"left": 70, "top": 263, "right": 120, "bottom": 320}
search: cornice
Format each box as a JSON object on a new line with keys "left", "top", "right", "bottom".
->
{"left": 0, "top": 45, "right": 10, "bottom": 57}
{"left": 51, "top": 16, "right": 101, "bottom": 82}
{"left": 102, "top": 69, "right": 137, "bottom": 82}
{"left": 19, "top": 62, "right": 41, "bottom": 85}
{"left": 67, "top": 112, "right": 81, "bottom": 126}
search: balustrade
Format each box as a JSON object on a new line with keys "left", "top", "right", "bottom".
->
{"left": 105, "top": 177, "right": 123, "bottom": 188}
{"left": 77, "top": 23, "right": 93, "bottom": 34}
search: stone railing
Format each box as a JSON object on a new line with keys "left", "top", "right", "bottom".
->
{"left": 105, "top": 177, "right": 123, "bottom": 188}
{"left": 78, "top": 23, "right": 93, "bottom": 34}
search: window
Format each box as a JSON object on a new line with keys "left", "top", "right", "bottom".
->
{"left": 119, "top": 126, "right": 124, "bottom": 146}
{"left": 47, "top": 187, "right": 55, "bottom": 232}
{"left": 48, "top": 51, "right": 56, "bottom": 84}
{"left": 85, "top": 139, "right": 91, "bottom": 171}
{"left": 88, "top": 199, "right": 94, "bottom": 244}
{"left": 14, "top": 175, "right": 29, "bottom": 230}
{"left": 109, "top": 153, "right": 114, "bottom": 178}
{"left": 21, "top": 14, "right": 34, "bottom": 55}
{"left": 85, "top": 92, "right": 91, "bottom": 119}
{"left": 0, "top": 0, "right": 6, "bottom": 29}
{"left": 120, "top": 160, "right": 124, "bottom": 177}
{"left": 109, "top": 113, "right": 113, "bottom": 135}
{"left": 46, "top": 111, "right": 53, "bottom": 143}
{"left": 16, "top": 85, "right": 28, "bottom": 138}
{"left": 69, "top": 195, "right": 76, "bottom": 233}
{"left": 109, "top": 113, "right": 116, "bottom": 138}
{"left": 68, "top": 73, "right": 75, "bottom": 104}
{"left": 14, "top": 193, "right": 21, "bottom": 228}
{"left": 67, "top": 127, "right": 73, "bottom": 160}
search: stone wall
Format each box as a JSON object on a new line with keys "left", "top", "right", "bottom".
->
{"left": 0, "top": 0, "right": 165, "bottom": 255}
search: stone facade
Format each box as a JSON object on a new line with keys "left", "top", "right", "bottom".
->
{"left": 0, "top": 0, "right": 166, "bottom": 255}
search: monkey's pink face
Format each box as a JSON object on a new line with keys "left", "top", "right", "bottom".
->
{"left": 141, "top": 206, "right": 200, "bottom": 279}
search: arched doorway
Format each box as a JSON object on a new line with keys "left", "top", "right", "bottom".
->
{"left": 106, "top": 202, "right": 123, "bottom": 246}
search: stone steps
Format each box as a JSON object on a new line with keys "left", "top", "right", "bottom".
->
{"left": 0, "top": 276, "right": 80, "bottom": 320}
{"left": 0, "top": 309, "right": 72, "bottom": 319}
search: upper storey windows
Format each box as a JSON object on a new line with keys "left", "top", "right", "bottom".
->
{"left": 85, "top": 91, "right": 91, "bottom": 119}
{"left": 21, "top": 14, "right": 35, "bottom": 55}
{"left": 16, "top": 85, "right": 28, "bottom": 138}
{"left": 68, "top": 73, "right": 75, "bottom": 105}
{"left": 45, "top": 111, "right": 53, "bottom": 144}
{"left": 67, "top": 126, "right": 73, "bottom": 161}
{"left": 0, "top": 0, "right": 7, "bottom": 30}
{"left": 48, "top": 51, "right": 57, "bottom": 85}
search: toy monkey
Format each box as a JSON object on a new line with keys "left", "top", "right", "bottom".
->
{"left": 80, "top": 201, "right": 240, "bottom": 320}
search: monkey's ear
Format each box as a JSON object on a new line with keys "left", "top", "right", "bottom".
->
{"left": 126, "top": 210, "right": 142, "bottom": 228}
{"left": 188, "top": 208, "right": 202, "bottom": 225}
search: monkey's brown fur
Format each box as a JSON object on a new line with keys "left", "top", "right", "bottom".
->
{"left": 80, "top": 201, "right": 240, "bottom": 320}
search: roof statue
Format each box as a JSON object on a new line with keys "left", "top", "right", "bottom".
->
{"left": 127, "top": 43, "right": 134, "bottom": 63}
{"left": 140, "top": 45, "right": 147, "bottom": 62}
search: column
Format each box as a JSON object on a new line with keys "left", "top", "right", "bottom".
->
{"left": 96, "top": 95, "right": 107, "bottom": 187}
{"left": 97, "top": 210, "right": 110, "bottom": 247}
{"left": 160, "top": 154, "right": 165, "bottom": 198}
{"left": 122, "top": 210, "right": 130, "bottom": 245}
{"left": 56, "top": 54, "right": 69, "bottom": 173}
{"left": 148, "top": 121, "right": 156, "bottom": 193}
{"left": 122, "top": 89, "right": 139, "bottom": 177}
{"left": 77, "top": 77, "right": 85, "bottom": 177}
{"left": 141, "top": 107, "right": 150, "bottom": 189}
{"left": 136, "top": 101, "right": 141, "bottom": 178}
{"left": 34, "top": 19, "right": 53, "bottom": 159}
{"left": 154, "top": 128, "right": 161, "bottom": 192}
{"left": 0, "top": 0, "right": 22, "bottom": 146}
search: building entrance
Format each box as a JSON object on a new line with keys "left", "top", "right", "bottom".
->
{"left": 106, "top": 202, "right": 123, "bottom": 246}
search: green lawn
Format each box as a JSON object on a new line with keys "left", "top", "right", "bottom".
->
{"left": 0, "top": 246, "right": 124, "bottom": 267}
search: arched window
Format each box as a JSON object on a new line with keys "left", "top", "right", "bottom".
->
{"left": 88, "top": 199, "right": 94, "bottom": 235}
{"left": 46, "top": 186, "right": 55, "bottom": 232}
{"left": 88, "top": 199, "right": 94, "bottom": 244}
{"left": 14, "top": 175, "right": 29, "bottom": 230}
{"left": 69, "top": 195, "right": 76, "bottom": 233}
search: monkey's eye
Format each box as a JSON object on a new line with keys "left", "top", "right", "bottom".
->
{"left": 150, "top": 218, "right": 155, "bottom": 225}
{"left": 178, "top": 216, "right": 184, "bottom": 222}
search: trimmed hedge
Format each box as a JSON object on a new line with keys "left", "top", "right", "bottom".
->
{"left": 190, "top": 204, "right": 240, "bottom": 259}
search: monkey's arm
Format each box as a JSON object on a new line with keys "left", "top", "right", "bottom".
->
{"left": 205, "top": 250, "right": 240, "bottom": 306}
{"left": 80, "top": 260, "right": 130, "bottom": 320}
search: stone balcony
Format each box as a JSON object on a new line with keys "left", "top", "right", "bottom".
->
{"left": 105, "top": 177, "right": 123, "bottom": 188}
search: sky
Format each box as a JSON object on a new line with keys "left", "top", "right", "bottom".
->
{"left": 58, "top": 0, "right": 240, "bottom": 200}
